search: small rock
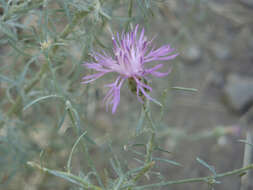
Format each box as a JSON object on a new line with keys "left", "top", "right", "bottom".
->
{"left": 211, "top": 43, "right": 230, "bottom": 60}
{"left": 217, "top": 136, "right": 228, "bottom": 147}
{"left": 224, "top": 74, "right": 253, "bottom": 112}
{"left": 182, "top": 44, "right": 202, "bottom": 63}
{"left": 240, "top": 0, "right": 253, "bottom": 8}
{"left": 206, "top": 72, "right": 225, "bottom": 88}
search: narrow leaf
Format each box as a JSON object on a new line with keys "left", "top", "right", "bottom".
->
{"left": 196, "top": 157, "right": 216, "bottom": 175}
{"left": 153, "top": 157, "right": 182, "bottom": 167}
{"left": 23, "top": 94, "right": 64, "bottom": 110}
{"left": 57, "top": 109, "right": 67, "bottom": 130}
{"left": 172, "top": 86, "right": 198, "bottom": 92}
{"left": 67, "top": 131, "right": 87, "bottom": 173}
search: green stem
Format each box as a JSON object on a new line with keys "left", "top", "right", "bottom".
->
{"left": 27, "top": 161, "right": 102, "bottom": 190}
{"left": 145, "top": 132, "right": 155, "bottom": 163}
{"left": 128, "top": 0, "right": 133, "bottom": 18}
{"left": 127, "top": 135, "right": 155, "bottom": 190}
{"left": 127, "top": 104, "right": 156, "bottom": 190}
{"left": 133, "top": 161, "right": 155, "bottom": 182}
{"left": 135, "top": 164, "right": 253, "bottom": 189}
{"left": 143, "top": 100, "right": 156, "bottom": 130}
{"left": 66, "top": 101, "right": 104, "bottom": 188}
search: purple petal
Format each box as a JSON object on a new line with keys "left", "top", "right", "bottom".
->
{"left": 139, "top": 28, "right": 145, "bottom": 44}
{"left": 111, "top": 78, "right": 125, "bottom": 113}
{"left": 83, "top": 63, "right": 110, "bottom": 72}
{"left": 144, "top": 53, "right": 179, "bottom": 63}
{"left": 134, "top": 25, "right": 139, "bottom": 40}
{"left": 102, "top": 77, "right": 125, "bottom": 114}
{"left": 150, "top": 67, "right": 172, "bottom": 77}
{"left": 145, "top": 64, "right": 164, "bottom": 74}
{"left": 134, "top": 77, "right": 152, "bottom": 92}
{"left": 103, "top": 87, "right": 114, "bottom": 104}
{"left": 112, "top": 91, "right": 120, "bottom": 113}
{"left": 144, "top": 45, "right": 177, "bottom": 62}
{"left": 138, "top": 84, "right": 154, "bottom": 102}
{"left": 81, "top": 72, "right": 106, "bottom": 84}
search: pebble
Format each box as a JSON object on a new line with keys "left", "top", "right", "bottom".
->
{"left": 224, "top": 74, "right": 253, "bottom": 112}
{"left": 182, "top": 44, "right": 202, "bottom": 63}
{"left": 240, "top": 0, "right": 253, "bottom": 8}
{"left": 211, "top": 43, "right": 230, "bottom": 60}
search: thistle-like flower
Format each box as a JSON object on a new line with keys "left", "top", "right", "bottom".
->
{"left": 82, "top": 25, "right": 178, "bottom": 113}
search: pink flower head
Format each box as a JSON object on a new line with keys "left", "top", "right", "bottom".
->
{"left": 82, "top": 25, "right": 178, "bottom": 113}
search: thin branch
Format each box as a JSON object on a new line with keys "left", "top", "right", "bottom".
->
{"left": 145, "top": 132, "right": 155, "bottom": 163}
{"left": 27, "top": 162, "right": 102, "bottom": 190}
{"left": 134, "top": 163, "right": 253, "bottom": 189}
{"left": 133, "top": 161, "right": 155, "bottom": 182}
{"left": 240, "top": 132, "right": 252, "bottom": 190}
{"left": 66, "top": 101, "right": 104, "bottom": 188}
{"left": 127, "top": 101, "right": 156, "bottom": 190}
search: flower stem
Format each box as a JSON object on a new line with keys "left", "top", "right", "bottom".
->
{"left": 27, "top": 161, "right": 102, "bottom": 190}
{"left": 65, "top": 101, "right": 104, "bottom": 188}
{"left": 143, "top": 100, "right": 156, "bottom": 131}
{"left": 133, "top": 161, "right": 155, "bottom": 182}
{"left": 127, "top": 134, "right": 156, "bottom": 190}
{"left": 135, "top": 163, "right": 253, "bottom": 189}
{"left": 145, "top": 132, "right": 155, "bottom": 163}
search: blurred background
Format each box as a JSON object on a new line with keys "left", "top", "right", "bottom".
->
{"left": 0, "top": 0, "right": 253, "bottom": 189}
